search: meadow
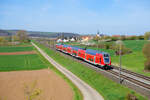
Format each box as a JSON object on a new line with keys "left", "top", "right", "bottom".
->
{"left": 34, "top": 41, "right": 147, "bottom": 100}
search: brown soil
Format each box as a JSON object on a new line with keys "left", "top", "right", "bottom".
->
{"left": 0, "top": 69, "right": 73, "bottom": 100}
{"left": 0, "top": 51, "right": 36, "bottom": 55}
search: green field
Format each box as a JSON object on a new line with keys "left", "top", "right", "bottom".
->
{"left": 65, "top": 40, "right": 150, "bottom": 76}
{"left": 0, "top": 54, "right": 48, "bottom": 71}
{"left": 0, "top": 46, "right": 34, "bottom": 52}
{"left": 0, "top": 44, "right": 45, "bottom": 71}
{"left": 0, "top": 43, "right": 82, "bottom": 100}
{"left": 35, "top": 41, "right": 147, "bottom": 100}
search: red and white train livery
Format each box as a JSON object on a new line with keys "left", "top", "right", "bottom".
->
{"left": 56, "top": 44, "right": 111, "bottom": 68}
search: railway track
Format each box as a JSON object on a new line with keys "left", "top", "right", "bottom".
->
{"left": 60, "top": 53, "right": 149, "bottom": 88}
{"left": 107, "top": 70, "right": 150, "bottom": 90}
{"left": 112, "top": 65, "right": 150, "bottom": 82}
{"left": 58, "top": 49, "right": 150, "bottom": 89}
{"left": 38, "top": 41, "right": 150, "bottom": 97}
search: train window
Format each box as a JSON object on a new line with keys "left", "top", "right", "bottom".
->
{"left": 104, "top": 54, "right": 109, "bottom": 57}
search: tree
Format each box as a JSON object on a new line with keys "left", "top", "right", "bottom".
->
{"left": 120, "top": 35, "right": 126, "bottom": 40}
{"left": 143, "top": 42, "right": 150, "bottom": 70}
{"left": 12, "top": 35, "right": 19, "bottom": 42}
{"left": 16, "top": 30, "right": 29, "bottom": 43}
{"left": 93, "top": 35, "right": 101, "bottom": 41}
{"left": 114, "top": 40, "right": 132, "bottom": 55}
{"left": 0, "top": 37, "right": 5, "bottom": 43}
{"left": 0, "top": 36, "right": 9, "bottom": 45}
{"left": 137, "top": 35, "right": 144, "bottom": 40}
{"left": 144, "top": 32, "right": 150, "bottom": 40}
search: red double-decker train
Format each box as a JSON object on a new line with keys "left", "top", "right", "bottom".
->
{"left": 56, "top": 44, "right": 111, "bottom": 69}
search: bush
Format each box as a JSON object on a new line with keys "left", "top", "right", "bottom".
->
{"left": 126, "top": 93, "right": 138, "bottom": 100}
{"left": 144, "top": 32, "right": 150, "bottom": 40}
{"left": 137, "top": 35, "right": 144, "bottom": 40}
{"left": 143, "top": 42, "right": 150, "bottom": 70}
{"left": 111, "top": 37, "right": 119, "bottom": 41}
{"left": 120, "top": 35, "right": 126, "bottom": 40}
{"left": 126, "top": 36, "right": 137, "bottom": 40}
{"left": 113, "top": 43, "right": 132, "bottom": 55}
{"left": 144, "top": 59, "right": 150, "bottom": 70}
{"left": 143, "top": 42, "right": 150, "bottom": 58}
{"left": 105, "top": 44, "right": 110, "bottom": 49}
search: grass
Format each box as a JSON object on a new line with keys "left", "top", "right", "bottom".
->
{"left": 0, "top": 46, "right": 34, "bottom": 52}
{"left": 0, "top": 43, "right": 46, "bottom": 71}
{"left": 0, "top": 54, "right": 47, "bottom": 71}
{"left": 65, "top": 40, "right": 150, "bottom": 76}
{"left": 104, "top": 40, "right": 150, "bottom": 76}
{"left": 34, "top": 41, "right": 147, "bottom": 100}
{"left": 123, "top": 40, "right": 147, "bottom": 51}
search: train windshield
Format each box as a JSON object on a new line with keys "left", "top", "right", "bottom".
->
{"left": 104, "top": 54, "right": 109, "bottom": 57}
{"left": 104, "top": 58, "right": 109, "bottom": 63}
{"left": 104, "top": 54, "right": 109, "bottom": 63}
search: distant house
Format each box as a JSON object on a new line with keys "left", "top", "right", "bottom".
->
{"left": 70, "top": 38, "right": 75, "bottom": 42}
{"left": 81, "top": 35, "right": 93, "bottom": 42}
{"left": 57, "top": 39, "right": 62, "bottom": 43}
{"left": 63, "top": 39, "right": 69, "bottom": 42}
{"left": 112, "top": 35, "right": 121, "bottom": 37}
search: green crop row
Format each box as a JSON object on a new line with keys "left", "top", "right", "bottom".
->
{"left": 0, "top": 54, "right": 47, "bottom": 71}
{"left": 0, "top": 46, "right": 34, "bottom": 52}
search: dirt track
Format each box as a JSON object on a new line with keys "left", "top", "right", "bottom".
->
{"left": 0, "top": 69, "right": 73, "bottom": 100}
{"left": 0, "top": 51, "right": 36, "bottom": 55}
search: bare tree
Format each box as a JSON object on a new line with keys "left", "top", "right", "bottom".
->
{"left": 144, "top": 32, "right": 150, "bottom": 40}
{"left": 16, "top": 30, "right": 29, "bottom": 43}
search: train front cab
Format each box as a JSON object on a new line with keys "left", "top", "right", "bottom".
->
{"left": 101, "top": 53, "right": 111, "bottom": 69}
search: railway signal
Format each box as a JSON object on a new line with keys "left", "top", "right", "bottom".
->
{"left": 119, "top": 41, "right": 122, "bottom": 84}
{"left": 116, "top": 40, "right": 123, "bottom": 83}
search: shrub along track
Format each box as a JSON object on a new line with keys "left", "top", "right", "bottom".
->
{"left": 41, "top": 42, "right": 150, "bottom": 98}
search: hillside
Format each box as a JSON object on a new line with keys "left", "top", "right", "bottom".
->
{"left": 0, "top": 29, "right": 12, "bottom": 36}
{"left": 0, "top": 29, "right": 80, "bottom": 38}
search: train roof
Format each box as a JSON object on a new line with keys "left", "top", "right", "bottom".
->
{"left": 62, "top": 44, "right": 70, "bottom": 47}
{"left": 56, "top": 43, "right": 62, "bottom": 46}
{"left": 71, "top": 46, "right": 82, "bottom": 51}
{"left": 86, "top": 49, "right": 108, "bottom": 55}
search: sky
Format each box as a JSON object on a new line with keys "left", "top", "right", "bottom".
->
{"left": 0, "top": 0, "right": 150, "bottom": 35}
